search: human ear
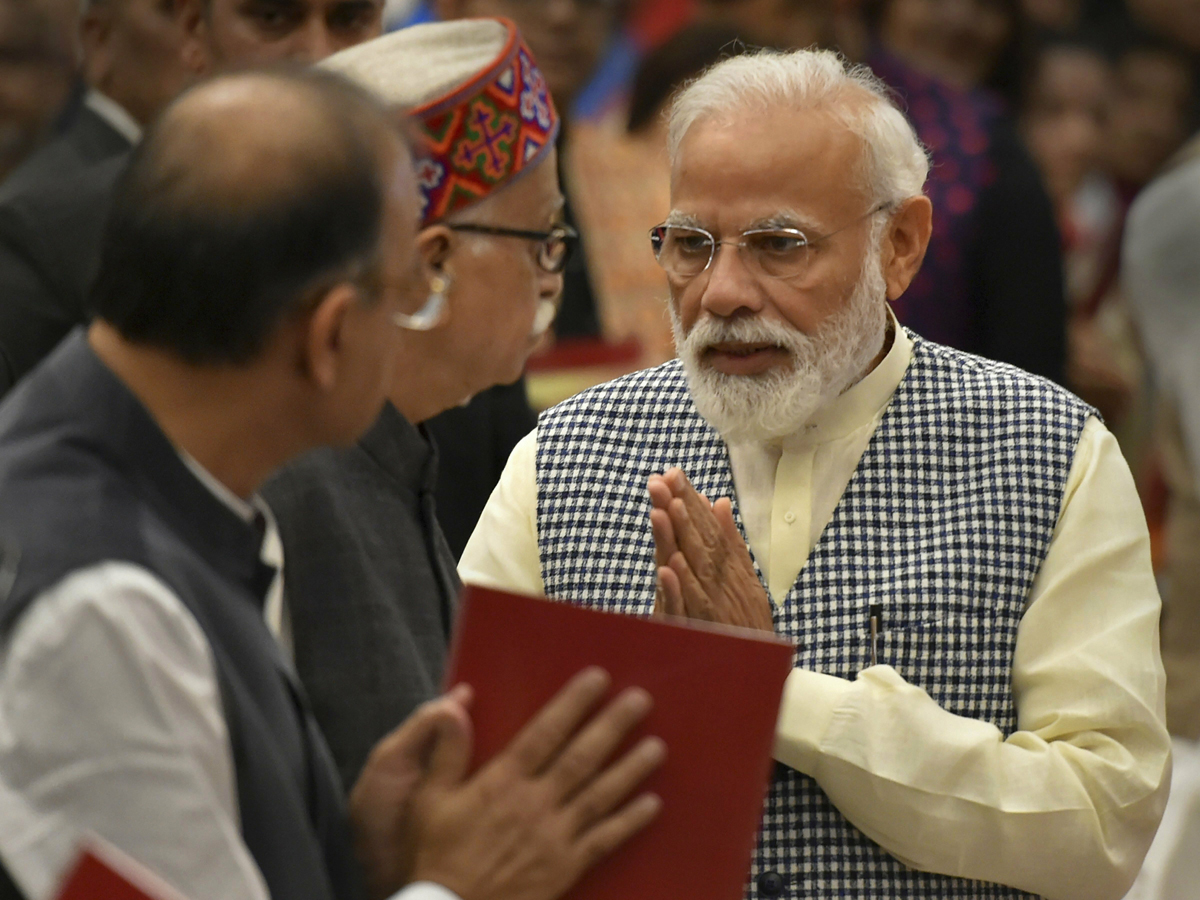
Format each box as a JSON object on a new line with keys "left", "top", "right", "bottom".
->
{"left": 880, "top": 195, "right": 932, "bottom": 302}
{"left": 302, "top": 283, "right": 361, "bottom": 392}
{"left": 416, "top": 225, "right": 455, "bottom": 326}
{"left": 178, "top": 0, "right": 211, "bottom": 75}
{"left": 80, "top": 4, "right": 113, "bottom": 80}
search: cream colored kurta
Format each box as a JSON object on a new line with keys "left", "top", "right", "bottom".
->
{"left": 459, "top": 324, "right": 1170, "bottom": 900}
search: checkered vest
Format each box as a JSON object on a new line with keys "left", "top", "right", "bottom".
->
{"left": 535, "top": 332, "right": 1093, "bottom": 899}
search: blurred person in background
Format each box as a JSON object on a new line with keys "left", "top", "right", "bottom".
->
{"left": 697, "top": 0, "right": 837, "bottom": 51}
{"left": 1063, "top": 34, "right": 1194, "bottom": 459}
{"left": 1019, "top": 0, "right": 1080, "bottom": 31}
{"left": 1116, "top": 99, "right": 1200, "bottom": 900}
{"left": 866, "top": 0, "right": 1066, "bottom": 382}
{"left": 0, "top": 0, "right": 76, "bottom": 186}
{"left": 871, "top": 0, "right": 1028, "bottom": 103}
{"left": 1, "top": 0, "right": 195, "bottom": 202}
{"left": 0, "top": 0, "right": 387, "bottom": 394}
{"left": 1019, "top": 36, "right": 1125, "bottom": 406}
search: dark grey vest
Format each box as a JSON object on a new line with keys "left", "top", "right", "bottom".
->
{"left": 264, "top": 402, "right": 459, "bottom": 791}
{"left": 0, "top": 333, "right": 363, "bottom": 900}
{"left": 535, "top": 333, "right": 1093, "bottom": 899}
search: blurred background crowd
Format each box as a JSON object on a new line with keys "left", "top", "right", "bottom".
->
{"left": 1, "top": 0, "right": 1200, "bottom": 890}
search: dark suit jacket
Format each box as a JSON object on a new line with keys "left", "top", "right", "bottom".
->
{"left": 0, "top": 155, "right": 126, "bottom": 393}
{"left": 0, "top": 103, "right": 131, "bottom": 394}
{"left": 262, "top": 403, "right": 461, "bottom": 791}
{"left": 0, "top": 103, "right": 132, "bottom": 203}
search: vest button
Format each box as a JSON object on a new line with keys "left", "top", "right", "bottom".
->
{"left": 757, "top": 870, "right": 786, "bottom": 897}
{"left": 783, "top": 510, "right": 796, "bottom": 525}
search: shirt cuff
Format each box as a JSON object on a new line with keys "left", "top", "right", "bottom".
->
{"left": 772, "top": 665, "right": 856, "bottom": 773}
{"left": 390, "top": 882, "right": 462, "bottom": 900}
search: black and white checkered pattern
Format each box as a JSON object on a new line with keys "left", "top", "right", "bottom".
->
{"left": 535, "top": 332, "right": 1094, "bottom": 899}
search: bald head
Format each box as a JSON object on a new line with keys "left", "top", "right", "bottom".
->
{"left": 92, "top": 68, "right": 412, "bottom": 364}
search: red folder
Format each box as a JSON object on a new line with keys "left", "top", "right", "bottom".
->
{"left": 445, "top": 585, "right": 795, "bottom": 900}
{"left": 54, "top": 837, "right": 190, "bottom": 900}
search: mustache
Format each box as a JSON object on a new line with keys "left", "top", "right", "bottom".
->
{"left": 683, "top": 315, "right": 813, "bottom": 356}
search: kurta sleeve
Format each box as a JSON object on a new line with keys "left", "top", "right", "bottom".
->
{"left": 773, "top": 417, "right": 1170, "bottom": 900}
{"left": 0, "top": 563, "right": 270, "bottom": 900}
{"left": 458, "top": 428, "right": 546, "bottom": 597}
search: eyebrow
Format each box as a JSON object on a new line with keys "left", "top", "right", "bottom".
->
{"left": 662, "top": 209, "right": 826, "bottom": 233}
{"left": 748, "top": 210, "right": 823, "bottom": 233}
{"left": 664, "top": 210, "right": 702, "bottom": 228}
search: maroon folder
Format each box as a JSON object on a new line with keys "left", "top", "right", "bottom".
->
{"left": 445, "top": 585, "right": 795, "bottom": 900}
{"left": 55, "top": 838, "right": 190, "bottom": 900}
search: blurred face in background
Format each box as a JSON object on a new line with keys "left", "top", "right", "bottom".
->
{"left": 0, "top": 0, "right": 75, "bottom": 178}
{"left": 1128, "top": 0, "right": 1200, "bottom": 53}
{"left": 1104, "top": 48, "right": 1194, "bottom": 187}
{"left": 1021, "top": 45, "right": 1111, "bottom": 205}
{"left": 1019, "top": 0, "right": 1079, "bottom": 31}
{"left": 698, "top": 0, "right": 837, "bottom": 54}
{"left": 880, "top": 0, "right": 1015, "bottom": 90}
{"left": 82, "top": 0, "right": 195, "bottom": 124}
{"left": 190, "top": 0, "right": 384, "bottom": 70}
{"left": 436, "top": 0, "right": 617, "bottom": 110}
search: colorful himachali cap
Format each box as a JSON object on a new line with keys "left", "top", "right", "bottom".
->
{"left": 320, "top": 17, "right": 560, "bottom": 226}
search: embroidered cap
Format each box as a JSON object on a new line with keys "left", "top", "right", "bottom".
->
{"left": 320, "top": 18, "right": 559, "bottom": 226}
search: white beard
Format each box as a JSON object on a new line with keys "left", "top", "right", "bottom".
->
{"left": 671, "top": 240, "right": 889, "bottom": 444}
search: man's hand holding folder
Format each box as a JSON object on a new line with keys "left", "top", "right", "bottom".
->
{"left": 408, "top": 668, "right": 665, "bottom": 900}
{"left": 350, "top": 670, "right": 665, "bottom": 900}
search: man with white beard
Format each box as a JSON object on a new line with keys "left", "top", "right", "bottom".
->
{"left": 459, "top": 48, "right": 1169, "bottom": 900}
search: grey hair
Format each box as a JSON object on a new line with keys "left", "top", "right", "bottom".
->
{"left": 666, "top": 48, "right": 930, "bottom": 208}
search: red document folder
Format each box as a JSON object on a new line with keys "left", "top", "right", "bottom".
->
{"left": 55, "top": 837, "right": 190, "bottom": 900}
{"left": 445, "top": 585, "right": 796, "bottom": 900}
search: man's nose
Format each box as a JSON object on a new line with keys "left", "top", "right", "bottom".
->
{"left": 698, "top": 242, "right": 765, "bottom": 319}
{"left": 282, "top": 18, "right": 338, "bottom": 64}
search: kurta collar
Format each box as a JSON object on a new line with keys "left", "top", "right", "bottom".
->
{"left": 83, "top": 90, "right": 142, "bottom": 145}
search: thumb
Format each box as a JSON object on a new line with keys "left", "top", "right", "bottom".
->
{"left": 424, "top": 698, "right": 475, "bottom": 787}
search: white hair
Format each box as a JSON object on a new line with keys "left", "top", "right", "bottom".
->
{"left": 666, "top": 48, "right": 929, "bottom": 207}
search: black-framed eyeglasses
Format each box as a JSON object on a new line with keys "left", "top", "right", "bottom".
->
{"left": 649, "top": 203, "right": 894, "bottom": 282}
{"left": 447, "top": 222, "right": 579, "bottom": 274}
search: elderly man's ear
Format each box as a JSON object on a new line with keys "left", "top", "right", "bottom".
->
{"left": 881, "top": 195, "right": 933, "bottom": 302}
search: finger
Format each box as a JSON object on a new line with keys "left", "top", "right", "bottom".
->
{"left": 545, "top": 687, "right": 654, "bottom": 801}
{"left": 657, "top": 565, "right": 685, "bottom": 617}
{"left": 713, "top": 499, "right": 755, "bottom": 569}
{"left": 422, "top": 699, "right": 476, "bottom": 787}
{"left": 669, "top": 550, "right": 716, "bottom": 621}
{"left": 649, "top": 507, "right": 679, "bottom": 570}
{"left": 667, "top": 497, "right": 719, "bottom": 584}
{"left": 491, "top": 667, "right": 610, "bottom": 778}
{"left": 647, "top": 474, "right": 673, "bottom": 511}
{"left": 674, "top": 478, "right": 726, "bottom": 547}
{"left": 574, "top": 793, "right": 663, "bottom": 873}
{"left": 663, "top": 466, "right": 692, "bottom": 498}
{"left": 566, "top": 736, "right": 665, "bottom": 834}
{"left": 443, "top": 682, "right": 474, "bottom": 709}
